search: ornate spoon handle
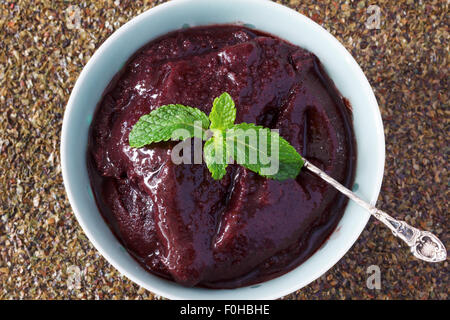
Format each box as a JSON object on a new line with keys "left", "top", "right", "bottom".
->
{"left": 303, "top": 159, "right": 447, "bottom": 263}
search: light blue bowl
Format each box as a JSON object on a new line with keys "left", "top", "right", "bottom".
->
{"left": 61, "top": 0, "right": 385, "bottom": 299}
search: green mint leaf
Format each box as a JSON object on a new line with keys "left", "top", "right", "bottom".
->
{"left": 129, "top": 104, "right": 210, "bottom": 148}
{"left": 129, "top": 92, "right": 304, "bottom": 181}
{"left": 225, "top": 123, "right": 304, "bottom": 181}
{"left": 203, "top": 135, "right": 228, "bottom": 180}
{"left": 209, "top": 92, "right": 236, "bottom": 130}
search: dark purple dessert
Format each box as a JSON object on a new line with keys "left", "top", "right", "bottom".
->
{"left": 88, "top": 25, "right": 356, "bottom": 288}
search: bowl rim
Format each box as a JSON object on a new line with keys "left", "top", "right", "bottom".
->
{"left": 61, "top": 0, "right": 385, "bottom": 300}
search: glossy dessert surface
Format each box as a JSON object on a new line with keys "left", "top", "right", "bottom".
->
{"left": 88, "top": 25, "right": 356, "bottom": 288}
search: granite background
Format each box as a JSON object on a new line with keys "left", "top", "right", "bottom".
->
{"left": 0, "top": 0, "right": 448, "bottom": 299}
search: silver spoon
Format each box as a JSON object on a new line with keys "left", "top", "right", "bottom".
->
{"left": 303, "top": 159, "right": 447, "bottom": 263}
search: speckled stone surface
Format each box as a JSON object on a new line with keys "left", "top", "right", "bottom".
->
{"left": 0, "top": 0, "right": 448, "bottom": 299}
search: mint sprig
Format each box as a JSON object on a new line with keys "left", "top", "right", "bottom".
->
{"left": 129, "top": 92, "right": 304, "bottom": 181}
